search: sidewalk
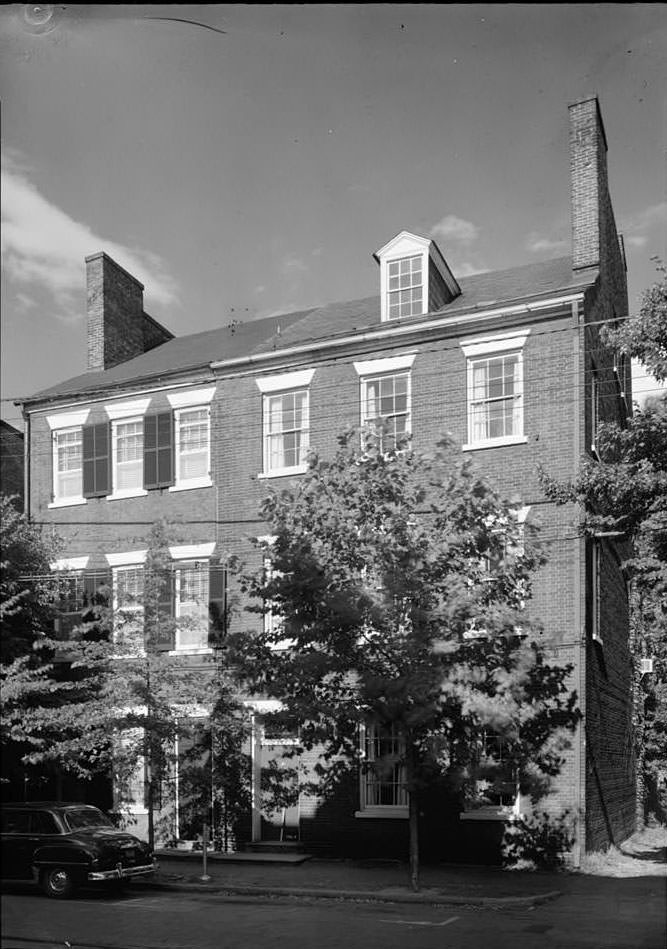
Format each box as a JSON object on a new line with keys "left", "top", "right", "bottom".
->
{"left": 135, "top": 849, "right": 566, "bottom": 907}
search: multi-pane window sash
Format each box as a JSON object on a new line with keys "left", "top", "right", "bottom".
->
{"left": 113, "top": 566, "right": 144, "bottom": 654}
{"left": 387, "top": 255, "right": 423, "bottom": 320}
{"left": 54, "top": 428, "right": 83, "bottom": 500}
{"left": 175, "top": 561, "right": 209, "bottom": 650}
{"left": 264, "top": 389, "right": 309, "bottom": 473}
{"left": 361, "top": 372, "right": 410, "bottom": 452}
{"left": 176, "top": 408, "right": 210, "bottom": 483}
{"left": 114, "top": 420, "right": 144, "bottom": 491}
{"left": 476, "top": 730, "right": 520, "bottom": 811}
{"left": 362, "top": 723, "right": 408, "bottom": 807}
{"left": 469, "top": 353, "right": 522, "bottom": 443}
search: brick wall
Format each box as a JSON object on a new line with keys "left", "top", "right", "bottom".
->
{"left": 86, "top": 254, "right": 172, "bottom": 372}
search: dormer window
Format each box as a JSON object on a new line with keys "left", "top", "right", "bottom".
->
{"left": 374, "top": 231, "right": 460, "bottom": 323}
{"left": 387, "top": 256, "right": 423, "bottom": 320}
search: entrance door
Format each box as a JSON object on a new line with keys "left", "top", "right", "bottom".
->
{"left": 252, "top": 713, "right": 301, "bottom": 842}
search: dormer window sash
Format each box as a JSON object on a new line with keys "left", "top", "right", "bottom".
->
{"left": 387, "top": 255, "right": 424, "bottom": 320}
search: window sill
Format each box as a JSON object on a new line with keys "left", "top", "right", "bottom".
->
{"left": 168, "top": 479, "right": 213, "bottom": 492}
{"left": 354, "top": 807, "right": 408, "bottom": 820}
{"left": 48, "top": 497, "right": 87, "bottom": 509}
{"left": 107, "top": 489, "right": 148, "bottom": 501}
{"left": 257, "top": 465, "right": 309, "bottom": 480}
{"left": 168, "top": 647, "right": 213, "bottom": 656}
{"left": 459, "top": 807, "right": 519, "bottom": 822}
{"left": 462, "top": 435, "right": 528, "bottom": 452}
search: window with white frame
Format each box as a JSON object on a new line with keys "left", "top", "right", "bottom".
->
{"left": 175, "top": 407, "right": 210, "bottom": 486}
{"left": 358, "top": 723, "right": 408, "bottom": 815}
{"left": 461, "top": 331, "right": 530, "bottom": 450}
{"left": 174, "top": 561, "right": 209, "bottom": 651}
{"left": 387, "top": 255, "right": 423, "bottom": 320}
{"left": 112, "top": 419, "right": 144, "bottom": 492}
{"left": 361, "top": 372, "right": 410, "bottom": 452}
{"left": 116, "top": 728, "right": 147, "bottom": 814}
{"left": 263, "top": 389, "right": 309, "bottom": 475}
{"left": 53, "top": 427, "right": 83, "bottom": 501}
{"left": 469, "top": 353, "right": 522, "bottom": 443}
{"left": 113, "top": 565, "right": 144, "bottom": 654}
{"left": 461, "top": 729, "right": 521, "bottom": 819}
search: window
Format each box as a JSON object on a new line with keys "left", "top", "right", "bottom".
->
{"left": 174, "top": 561, "right": 209, "bottom": 651}
{"left": 591, "top": 366, "right": 600, "bottom": 453}
{"left": 461, "top": 729, "right": 520, "bottom": 820}
{"left": 116, "top": 729, "right": 147, "bottom": 814}
{"left": 461, "top": 332, "right": 529, "bottom": 450}
{"left": 262, "top": 555, "right": 294, "bottom": 651}
{"left": 53, "top": 427, "right": 83, "bottom": 502}
{"left": 174, "top": 407, "right": 210, "bottom": 487}
{"left": 387, "top": 255, "right": 423, "bottom": 320}
{"left": 113, "top": 566, "right": 145, "bottom": 654}
{"left": 361, "top": 372, "right": 410, "bottom": 452}
{"left": 263, "top": 389, "right": 309, "bottom": 475}
{"left": 112, "top": 419, "right": 144, "bottom": 494}
{"left": 357, "top": 723, "right": 408, "bottom": 817}
{"left": 469, "top": 353, "right": 522, "bottom": 443}
{"left": 591, "top": 540, "right": 602, "bottom": 643}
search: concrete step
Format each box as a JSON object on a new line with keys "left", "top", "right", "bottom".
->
{"left": 243, "top": 840, "right": 306, "bottom": 855}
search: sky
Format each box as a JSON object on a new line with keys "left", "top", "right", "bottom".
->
{"left": 1, "top": 3, "right": 666, "bottom": 428}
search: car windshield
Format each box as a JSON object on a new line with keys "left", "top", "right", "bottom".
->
{"left": 63, "top": 807, "right": 114, "bottom": 831}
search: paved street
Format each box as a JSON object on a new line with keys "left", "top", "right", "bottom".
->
{"left": 2, "top": 876, "right": 666, "bottom": 949}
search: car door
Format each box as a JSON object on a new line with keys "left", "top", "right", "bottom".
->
{"left": 1, "top": 809, "right": 33, "bottom": 880}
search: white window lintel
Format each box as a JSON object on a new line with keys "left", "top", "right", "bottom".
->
{"left": 167, "top": 386, "right": 216, "bottom": 410}
{"left": 50, "top": 556, "right": 90, "bottom": 571}
{"left": 105, "top": 398, "right": 152, "bottom": 421}
{"left": 460, "top": 329, "right": 531, "bottom": 358}
{"left": 106, "top": 550, "right": 148, "bottom": 567}
{"left": 255, "top": 369, "right": 315, "bottom": 394}
{"left": 46, "top": 409, "right": 91, "bottom": 431}
{"left": 169, "top": 543, "right": 216, "bottom": 560}
{"left": 353, "top": 353, "right": 417, "bottom": 377}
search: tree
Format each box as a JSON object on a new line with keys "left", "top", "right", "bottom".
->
{"left": 8, "top": 519, "right": 250, "bottom": 850}
{"left": 541, "top": 266, "right": 667, "bottom": 823}
{"left": 231, "top": 430, "right": 579, "bottom": 890}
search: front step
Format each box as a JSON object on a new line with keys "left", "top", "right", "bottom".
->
{"left": 244, "top": 840, "right": 306, "bottom": 854}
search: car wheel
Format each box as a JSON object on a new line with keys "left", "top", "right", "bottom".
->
{"left": 40, "top": 867, "right": 76, "bottom": 899}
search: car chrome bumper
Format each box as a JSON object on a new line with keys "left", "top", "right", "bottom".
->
{"left": 88, "top": 862, "right": 156, "bottom": 881}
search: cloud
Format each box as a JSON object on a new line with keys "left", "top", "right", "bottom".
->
{"left": 452, "top": 261, "right": 489, "bottom": 278}
{"left": 281, "top": 254, "right": 309, "bottom": 276}
{"left": 429, "top": 215, "right": 479, "bottom": 245}
{"left": 621, "top": 202, "right": 666, "bottom": 250}
{"left": 1, "top": 154, "right": 178, "bottom": 320}
{"left": 525, "top": 232, "right": 569, "bottom": 254}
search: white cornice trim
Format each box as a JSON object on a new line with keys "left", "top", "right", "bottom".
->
{"left": 353, "top": 353, "right": 417, "bottom": 376}
{"left": 105, "top": 397, "right": 152, "bottom": 421}
{"left": 46, "top": 409, "right": 91, "bottom": 430}
{"left": 255, "top": 368, "right": 316, "bottom": 394}
{"left": 50, "top": 556, "right": 90, "bottom": 571}
{"left": 169, "top": 542, "right": 216, "bottom": 560}
{"left": 106, "top": 550, "right": 147, "bottom": 567}
{"left": 166, "top": 385, "right": 216, "bottom": 410}
{"left": 211, "top": 292, "right": 585, "bottom": 373}
{"left": 460, "top": 328, "right": 531, "bottom": 358}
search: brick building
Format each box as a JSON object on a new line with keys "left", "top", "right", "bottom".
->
{"left": 17, "top": 96, "right": 635, "bottom": 861}
{"left": 1, "top": 419, "right": 25, "bottom": 507}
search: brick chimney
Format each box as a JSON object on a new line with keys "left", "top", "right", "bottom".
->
{"left": 86, "top": 253, "right": 173, "bottom": 371}
{"left": 569, "top": 95, "right": 624, "bottom": 276}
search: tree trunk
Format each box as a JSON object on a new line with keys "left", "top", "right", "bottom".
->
{"left": 406, "top": 742, "right": 419, "bottom": 892}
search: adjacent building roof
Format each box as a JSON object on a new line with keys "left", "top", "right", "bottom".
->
{"left": 22, "top": 256, "right": 593, "bottom": 407}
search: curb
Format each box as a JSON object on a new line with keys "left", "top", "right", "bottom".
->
{"left": 136, "top": 878, "right": 562, "bottom": 908}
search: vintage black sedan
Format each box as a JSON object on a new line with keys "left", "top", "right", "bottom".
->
{"left": 1, "top": 802, "right": 156, "bottom": 898}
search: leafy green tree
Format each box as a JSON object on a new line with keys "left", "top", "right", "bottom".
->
{"left": 232, "top": 430, "right": 579, "bottom": 890}
{"left": 541, "top": 266, "right": 667, "bottom": 823}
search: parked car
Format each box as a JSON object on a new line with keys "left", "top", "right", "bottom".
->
{"left": 1, "top": 802, "right": 155, "bottom": 898}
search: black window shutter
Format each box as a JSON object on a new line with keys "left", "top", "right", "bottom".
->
{"left": 83, "top": 423, "right": 110, "bottom": 498}
{"left": 208, "top": 563, "right": 227, "bottom": 646}
{"left": 144, "top": 412, "right": 174, "bottom": 490}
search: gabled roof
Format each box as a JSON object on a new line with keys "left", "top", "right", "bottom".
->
{"left": 22, "top": 256, "right": 593, "bottom": 407}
